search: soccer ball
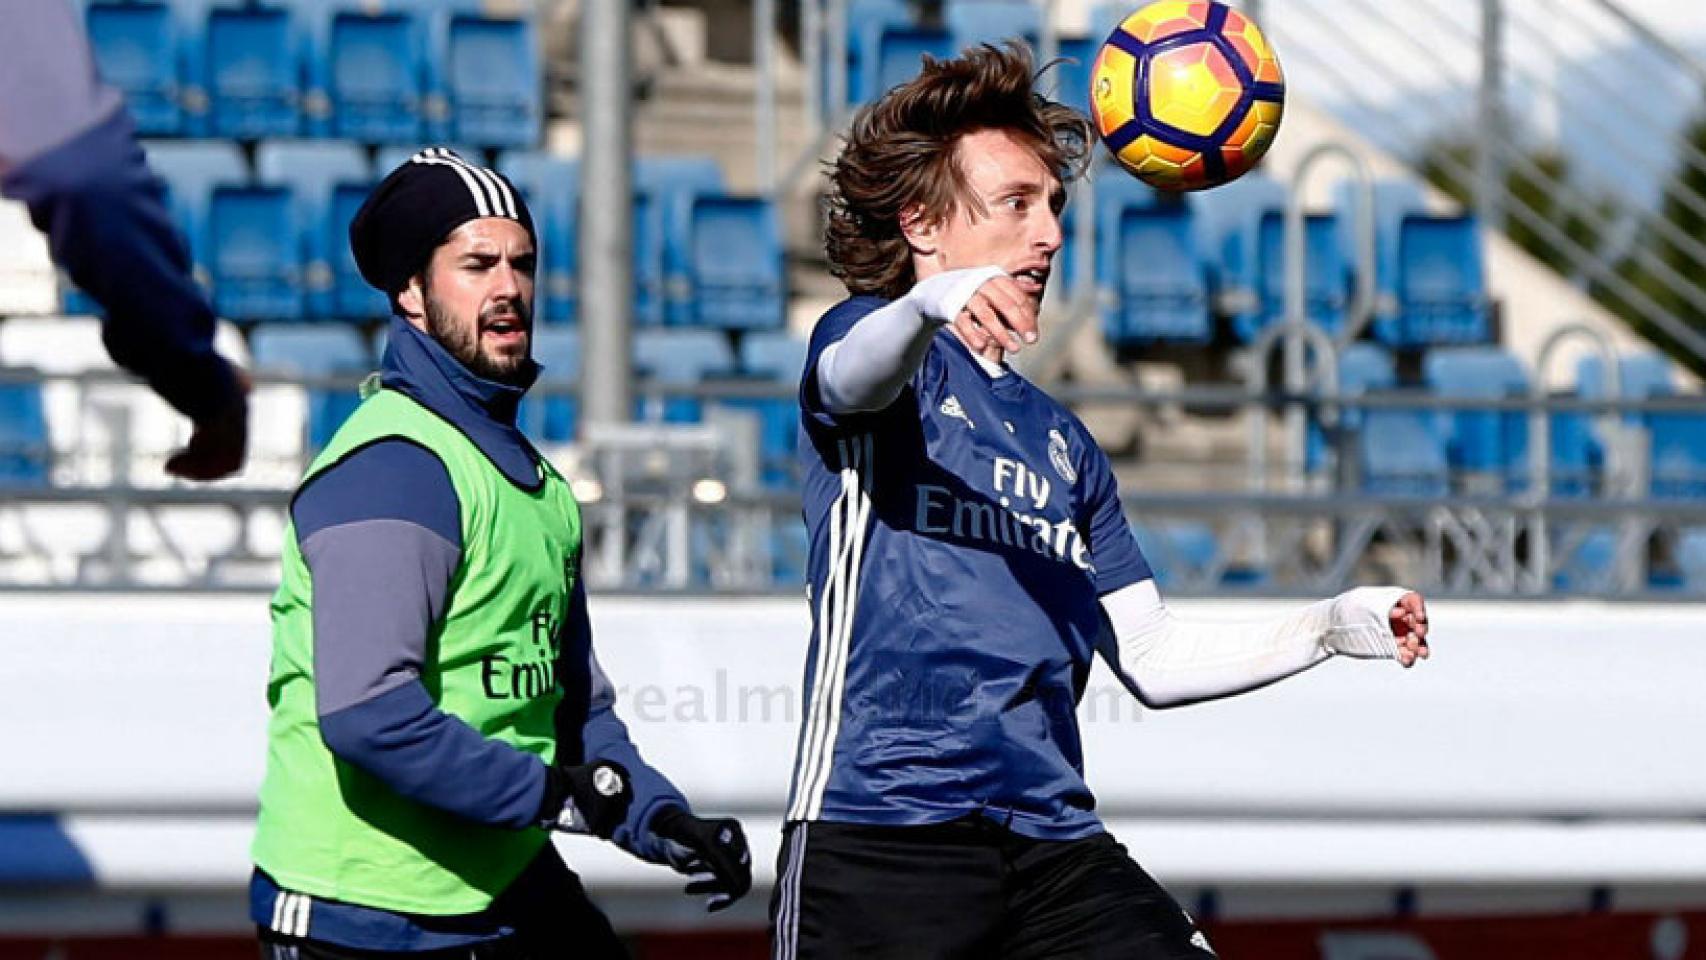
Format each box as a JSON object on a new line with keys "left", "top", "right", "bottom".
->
{"left": 1089, "top": 0, "right": 1285, "bottom": 192}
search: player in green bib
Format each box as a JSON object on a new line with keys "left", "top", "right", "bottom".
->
{"left": 251, "top": 150, "right": 750, "bottom": 958}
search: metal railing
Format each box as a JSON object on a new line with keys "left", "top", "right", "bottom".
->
{"left": 2, "top": 367, "right": 1704, "bottom": 596}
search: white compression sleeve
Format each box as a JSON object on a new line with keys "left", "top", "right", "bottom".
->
{"left": 816, "top": 266, "right": 1005, "bottom": 415}
{"left": 1096, "top": 581, "right": 1412, "bottom": 708}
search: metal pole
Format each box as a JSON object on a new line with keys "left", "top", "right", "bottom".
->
{"left": 803, "top": 0, "right": 822, "bottom": 140}
{"left": 580, "top": 0, "right": 634, "bottom": 431}
{"left": 1285, "top": 143, "right": 1369, "bottom": 488}
{"left": 1477, "top": 0, "right": 1505, "bottom": 232}
{"left": 828, "top": 0, "right": 848, "bottom": 124}
{"left": 756, "top": 0, "right": 778, "bottom": 195}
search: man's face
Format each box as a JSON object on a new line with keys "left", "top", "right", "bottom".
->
{"left": 405, "top": 218, "right": 537, "bottom": 385}
{"left": 917, "top": 127, "right": 1066, "bottom": 303}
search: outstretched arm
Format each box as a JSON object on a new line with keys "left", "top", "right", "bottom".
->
{"left": 1097, "top": 580, "right": 1431, "bottom": 709}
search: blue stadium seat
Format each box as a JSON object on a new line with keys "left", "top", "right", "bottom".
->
{"left": 1576, "top": 353, "right": 1675, "bottom": 402}
{"left": 1358, "top": 407, "right": 1450, "bottom": 497}
{"left": 945, "top": 0, "right": 1040, "bottom": 52}
{"left": 1648, "top": 411, "right": 1706, "bottom": 500}
{"left": 204, "top": 3, "right": 302, "bottom": 138}
{"left": 1383, "top": 215, "right": 1490, "bottom": 345}
{"left": 866, "top": 23, "right": 954, "bottom": 104}
{"left": 86, "top": 1, "right": 183, "bottom": 135}
{"left": 635, "top": 156, "right": 726, "bottom": 327}
{"left": 497, "top": 151, "right": 580, "bottom": 324}
{"left": 327, "top": 10, "right": 426, "bottom": 143}
{"left": 1102, "top": 202, "right": 1211, "bottom": 344}
{"left": 843, "top": 0, "right": 917, "bottom": 108}
{"left": 634, "top": 328, "right": 736, "bottom": 423}
{"left": 256, "top": 142, "right": 371, "bottom": 320}
{"left": 140, "top": 139, "right": 247, "bottom": 290}
{"left": 250, "top": 324, "right": 370, "bottom": 450}
{"left": 209, "top": 184, "right": 302, "bottom": 321}
{"left": 446, "top": 12, "right": 540, "bottom": 147}
{"left": 1231, "top": 210, "right": 1349, "bottom": 342}
{"left": 519, "top": 325, "right": 579, "bottom": 443}
{"left": 689, "top": 197, "right": 785, "bottom": 330}
{"left": 1425, "top": 348, "right": 1518, "bottom": 492}
{"left": 0, "top": 380, "right": 51, "bottom": 488}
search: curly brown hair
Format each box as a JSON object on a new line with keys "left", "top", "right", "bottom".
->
{"left": 824, "top": 42, "right": 1092, "bottom": 300}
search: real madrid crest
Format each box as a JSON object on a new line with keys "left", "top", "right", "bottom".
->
{"left": 1047, "top": 428, "right": 1076, "bottom": 484}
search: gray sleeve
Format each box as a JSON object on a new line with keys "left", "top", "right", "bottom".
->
{"left": 815, "top": 266, "right": 1004, "bottom": 414}
{"left": 304, "top": 519, "right": 461, "bottom": 717}
{"left": 0, "top": 0, "right": 126, "bottom": 170}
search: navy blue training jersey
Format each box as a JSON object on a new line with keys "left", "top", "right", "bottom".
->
{"left": 786, "top": 295, "right": 1155, "bottom": 840}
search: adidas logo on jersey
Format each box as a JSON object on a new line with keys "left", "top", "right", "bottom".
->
{"left": 939, "top": 395, "right": 974, "bottom": 429}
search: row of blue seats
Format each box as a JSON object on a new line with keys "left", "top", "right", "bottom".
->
{"left": 83, "top": 0, "right": 540, "bottom": 146}
{"left": 1311, "top": 346, "right": 1706, "bottom": 500}
{"left": 248, "top": 324, "right": 809, "bottom": 486}
{"left": 1076, "top": 174, "right": 1490, "bottom": 349}
{"left": 62, "top": 142, "right": 785, "bottom": 330}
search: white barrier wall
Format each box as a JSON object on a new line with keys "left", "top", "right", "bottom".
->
{"left": 3, "top": 593, "right": 1705, "bottom": 889}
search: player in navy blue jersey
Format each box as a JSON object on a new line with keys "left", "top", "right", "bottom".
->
{"left": 769, "top": 44, "right": 1431, "bottom": 959}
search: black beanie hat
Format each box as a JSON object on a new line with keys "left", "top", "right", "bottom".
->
{"left": 349, "top": 147, "right": 537, "bottom": 296}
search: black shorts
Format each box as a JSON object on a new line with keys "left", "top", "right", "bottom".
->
{"left": 768, "top": 818, "right": 1216, "bottom": 960}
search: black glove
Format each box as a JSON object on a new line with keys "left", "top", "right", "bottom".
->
{"left": 651, "top": 806, "right": 752, "bottom": 913}
{"left": 538, "top": 760, "right": 632, "bottom": 839}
